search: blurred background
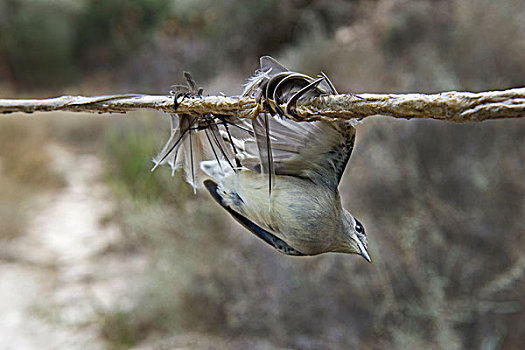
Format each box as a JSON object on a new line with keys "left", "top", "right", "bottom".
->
{"left": 1, "top": 0, "right": 524, "bottom": 348}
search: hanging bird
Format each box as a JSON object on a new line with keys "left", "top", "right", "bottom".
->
{"left": 153, "top": 57, "right": 370, "bottom": 261}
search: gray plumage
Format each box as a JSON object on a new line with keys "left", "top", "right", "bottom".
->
{"left": 153, "top": 57, "right": 370, "bottom": 261}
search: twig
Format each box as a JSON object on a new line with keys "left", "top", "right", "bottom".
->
{"left": 1, "top": 88, "right": 524, "bottom": 123}
{"left": 478, "top": 255, "right": 525, "bottom": 298}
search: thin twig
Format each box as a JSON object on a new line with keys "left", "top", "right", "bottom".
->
{"left": 1, "top": 88, "right": 524, "bottom": 123}
{"left": 478, "top": 255, "right": 525, "bottom": 298}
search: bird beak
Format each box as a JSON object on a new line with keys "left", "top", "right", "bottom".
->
{"left": 356, "top": 240, "right": 372, "bottom": 263}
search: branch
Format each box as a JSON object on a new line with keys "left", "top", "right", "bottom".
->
{"left": 1, "top": 87, "right": 524, "bottom": 123}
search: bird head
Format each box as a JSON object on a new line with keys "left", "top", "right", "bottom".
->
{"left": 338, "top": 210, "right": 371, "bottom": 262}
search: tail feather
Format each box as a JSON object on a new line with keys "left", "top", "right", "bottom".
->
{"left": 153, "top": 113, "right": 240, "bottom": 190}
{"left": 183, "top": 126, "right": 200, "bottom": 191}
{"left": 151, "top": 114, "right": 188, "bottom": 172}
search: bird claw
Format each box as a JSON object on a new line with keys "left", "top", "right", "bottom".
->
{"left": 171, "top": 91, "right": 187, "bottom": 110}
{"left": 285, "top": 77, "right": 324, "bottom": 121}
{"left": 271, "top": 73, "right": 310, "bottom": 117}
{"left": 170, "top": 72, "right": 204, "bottom": 111}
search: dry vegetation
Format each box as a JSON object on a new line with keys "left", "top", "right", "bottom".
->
{"left": 1, "top": 0, "right": 524, "bottom": 349}
{"left": 0, "top": 117, "right": 65, "bottom": 242}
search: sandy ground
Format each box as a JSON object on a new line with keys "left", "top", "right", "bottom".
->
{"left": 0, "top": 144, "right": 147, "bottom": 349}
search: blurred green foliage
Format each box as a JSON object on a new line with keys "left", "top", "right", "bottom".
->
{"left": 0, "top": 0, "right": 358, "bottom": 90}
{"left": 102, "top": 112, "right": 195, "bottom": 205}
{"left": 104, "top": 113, "right": 166, "bottom": 201}
{"left": 0, "top": 0, "right": 170, "bottom": 88}
{"left": 162, "top": 0, "right": 357, "bottom": 79}
{"left": 76, "top": 0, "right": 171, "bottom": 66}
{"left": 0, "top": 0, "right": 78, "bottom": 87}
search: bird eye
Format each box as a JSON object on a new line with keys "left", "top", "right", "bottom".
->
{"left": 354, "top": 219, "right": 364, "bottom": 234}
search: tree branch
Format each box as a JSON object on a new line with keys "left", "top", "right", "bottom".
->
{"left": 1, "top": 87, "right": 524, "bottom": 123}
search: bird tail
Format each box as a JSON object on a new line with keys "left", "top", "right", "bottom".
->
{"left": 152, "top": 113, "right": 240, "bottom": 191}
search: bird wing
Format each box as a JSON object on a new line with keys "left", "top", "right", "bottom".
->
{"left": 153, "top": 57, "right": 357, "bottom": 191}
{"left": 240, "top": 116, "right": 356, "bottom": 189}
{"left": 236, "top": 56, "right": 357, "bottom": 190}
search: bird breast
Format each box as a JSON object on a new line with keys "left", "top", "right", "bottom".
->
{"left": 220, "top": 170, "right": 344, "bottom": 254}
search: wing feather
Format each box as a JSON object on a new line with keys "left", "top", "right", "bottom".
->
{"left": 244, "top": 117, "right": 355, "bottom": 188}
{"left": 234, "top": 56, "right": 358, "bottom": 189}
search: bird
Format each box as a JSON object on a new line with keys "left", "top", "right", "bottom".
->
{"left": 152, "top": 56, "right": 371, "bottom": 261}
